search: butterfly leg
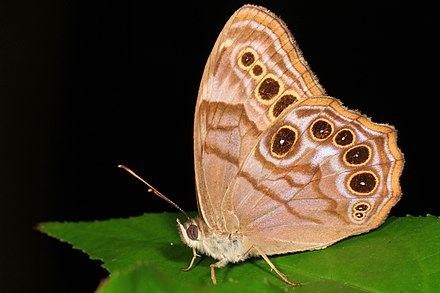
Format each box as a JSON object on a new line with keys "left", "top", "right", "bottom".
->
{"left": 249, "top": 246, "right": 302, "bottom": 287}
{"left": 210, "top": 258, "right": 228, "bottom": 285}
{"left": 181, "top": 247, "right": 199, "bottom": 272}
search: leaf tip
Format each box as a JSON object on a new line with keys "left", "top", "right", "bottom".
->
{"left": 34, "top": 222, "right": 48, "bottom": 233}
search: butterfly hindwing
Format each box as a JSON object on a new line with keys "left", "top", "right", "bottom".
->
{"left": 224, "top": 97, "right": 403, "bottom": 255}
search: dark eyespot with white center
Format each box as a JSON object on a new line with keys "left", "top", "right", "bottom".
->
{"left": 241, "top": 51, "right": 255, "bottom": 67}
{"left": 344, "top": 144, "right": 371, "bottom": 166}
{"left": 353, "top": 202, "right": 370, "bottom": 211}
{"left": 348, "top": 171, "right": 378, "bottom": 196}
{"left": 310, "top": 118, "right": 333, "bottom": 141}
{"left": 334, "top": 128, "right": 355, "bottom": 147}
{"left": 271, "top": 126, "right": 298, "bottom": 158}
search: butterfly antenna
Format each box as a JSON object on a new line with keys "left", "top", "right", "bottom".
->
{"left": 118, "top": 165, "right": 191, "bottom": 221}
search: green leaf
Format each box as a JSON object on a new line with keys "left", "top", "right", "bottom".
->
{"left": 38, "top": 214, "right": 440, "bottom": 292}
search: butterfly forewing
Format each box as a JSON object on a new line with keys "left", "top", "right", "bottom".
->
{"left": 194, "top": 5, "right": 325, "bottom": 231}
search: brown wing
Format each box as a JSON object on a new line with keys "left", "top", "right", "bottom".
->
{"left": 193, "top": 5, "right": 325, "bottom": 230}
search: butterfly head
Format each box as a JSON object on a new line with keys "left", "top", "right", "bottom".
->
{"left": 177, "top": 218, "right": 200, "bottom": 247}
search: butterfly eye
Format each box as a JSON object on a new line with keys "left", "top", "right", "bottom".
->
{"left": 186, "top": 224, "right": 199, "bottom": 241}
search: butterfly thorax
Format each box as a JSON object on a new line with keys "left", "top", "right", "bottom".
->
{"left": 177, "top": 217, "right": 251, "bottom": 264}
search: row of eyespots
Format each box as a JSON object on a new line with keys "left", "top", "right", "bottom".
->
{"left": 237, "top": 48, "right": 300, "bottom": 120}
{"left": 269, "top": 118, "right": 378, "bottom": 222}
{"left": 310, "top": 118, "right": 357, "bottom": 147}
{"left": 271, "top": 118, "right": 371, "bottom": 162}
{"left": 310, "top": 119, "right": 373, "bottom": 165}
{"left": 308, "top": 118, "right": 380, "bottom": 222}
{"left": 308, "top": 118, "right": 378, "bottom": 196}
{"left": 270, "top": 117, "right": 378, "bottom": 198}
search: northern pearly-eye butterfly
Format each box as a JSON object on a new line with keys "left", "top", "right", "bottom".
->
{"left": 120, "top": 4, "right": 404, "bottom": 287}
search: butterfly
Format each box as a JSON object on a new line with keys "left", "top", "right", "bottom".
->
{"left": 120, "top": 4, "right": 404, "bottom": 287}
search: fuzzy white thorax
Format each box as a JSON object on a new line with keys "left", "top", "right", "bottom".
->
{"left": 177, "top": 217, "right": 253, "bottom": 265}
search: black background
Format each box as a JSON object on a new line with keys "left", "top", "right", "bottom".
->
{"left": 2, "top": 1, "right": 437, "bottom": 292}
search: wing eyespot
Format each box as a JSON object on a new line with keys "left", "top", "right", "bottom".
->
{"left": 270, "top": 125, "right": 298, "bottom": 158}
{"left": 352, "top": 202, "right": 371, "bottom": 221}
{"left": 347, "top": 170, "right": 378, "bottom": 196}
{"left": 270, "top": 90, "right": 300, "bottom": 119}
{"left": 238, "top": 48, "right": 258, "bottom": 69}
{"left": 343, "top": 144, "right": 372, "bottom": 167}
{"left": 310, "top": 118, "right": 334, "bottom": 141}
{"left": 333, "top": 128, "right": 356, "bottom": 147}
